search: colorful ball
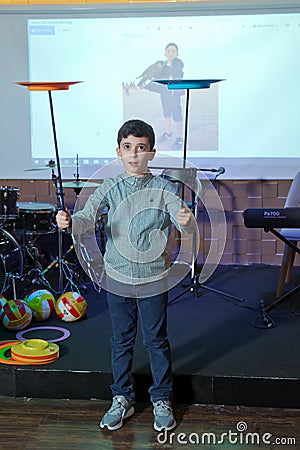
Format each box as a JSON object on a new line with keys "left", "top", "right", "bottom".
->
{"left": 55, "top": 292, "right": 87, "bottom": 322}
{"left": 24, "top": 289, "right": 56, "bottom": 321}
{"left": 0, "top": 295, "right": 8, "bottom": 322}
{"left": 0, "top": 299, "right": 32, "bottom": 330}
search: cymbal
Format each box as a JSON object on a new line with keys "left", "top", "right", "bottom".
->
{"left": 62, "top": 181, "right": 99, "bottom": 189}
{"left": 25, "top": 163, "right": 77, "bottom": 171}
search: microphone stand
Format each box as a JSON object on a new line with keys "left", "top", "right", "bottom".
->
{"left": 154, "top": 79, "right": 244, "bottom": 305}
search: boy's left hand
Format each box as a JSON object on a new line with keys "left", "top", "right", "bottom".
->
{"left": 177, "top": 207, "right": 192, "bottom": 226}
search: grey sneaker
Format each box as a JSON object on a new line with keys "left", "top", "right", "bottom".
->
{"left": 158, "top": 131, "right": 172, "bottom": 143}
{"left": 172, "top": 137, "right": 183, "bottom": 150}
{"left": 100, "top": 395, "right": 134, "bottom": 430}
{"left": 153, "top": 400, "right": 176, "bottom": 431}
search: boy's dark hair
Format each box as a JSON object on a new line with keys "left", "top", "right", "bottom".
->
{"left": 117, "top": 119, "right": 155, "bottom": 150}
{"left": 165, "top": 42, "right": 178, "bottom": 53}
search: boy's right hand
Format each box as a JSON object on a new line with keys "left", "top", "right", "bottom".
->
{"left": 56, "top": 208, "right": 71, "bottom": 230}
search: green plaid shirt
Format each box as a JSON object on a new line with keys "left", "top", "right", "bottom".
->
{"left": 72, "top": 172, "right": 196, "bottom": 284}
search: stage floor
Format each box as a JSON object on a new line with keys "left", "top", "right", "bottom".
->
{"left": 1, "top": 264, "right": 300, "bottom": 408}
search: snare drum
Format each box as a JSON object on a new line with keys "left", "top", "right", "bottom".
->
{"left": 0, "top": 186, "right": 19, "bottom": 219}
{"left": 15, "top": 202, "right": 57, "bottom": 234}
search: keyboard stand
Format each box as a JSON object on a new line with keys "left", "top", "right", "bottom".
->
{"left": 262, "top": 227, "right": 300, "bottom": 314}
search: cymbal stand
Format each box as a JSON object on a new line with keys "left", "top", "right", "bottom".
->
{"left": 3, "top": 273, "right": 21, "bottom": 298}
{"left": 4, "top": 269, "right": 22, "bottom": 300}
{"left": 29, "top": 242, "right": 88, "bottom": 293}
{"left": 20, "top": 232, "right": 55, "bottom": 294}
{"left": 12, "top": 275, "right": 17, "bottom": 300}
{"left": 74, "top": 153, "right": 80, "bottom": 183}
{"left": 51, "top": 169, "right": 64, "bottom": 293}
{"left": 51, "top": 169, "right": 91, "bottom": 293}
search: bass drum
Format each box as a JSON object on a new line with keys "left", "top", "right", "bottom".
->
{"left": 0, "top": 228, "right": 24, "bottom": 294}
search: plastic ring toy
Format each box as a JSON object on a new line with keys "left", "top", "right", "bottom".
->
{"left": 0, "top": 342, "right": 29, "bottom": 365}
{"left": 16, "top": 326, "right": 71, "bottom": 343}
{"left": 0, "top": 341, "right": 19, "bottom": 360}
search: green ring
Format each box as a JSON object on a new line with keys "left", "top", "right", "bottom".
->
{"left": 0, "top": 341, "right": 19, "bottom": 361}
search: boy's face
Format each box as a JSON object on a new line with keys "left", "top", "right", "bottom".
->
{"left": 116, "top": 135, "right": 156, "bottom": 178}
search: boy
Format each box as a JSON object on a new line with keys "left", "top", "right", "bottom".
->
{"left": 56, "top": 119, "right": 197, "bottom": 431}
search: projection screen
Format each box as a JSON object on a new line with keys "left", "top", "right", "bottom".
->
{"left": 0, "top": 1, "right": 299, "bottom": 180}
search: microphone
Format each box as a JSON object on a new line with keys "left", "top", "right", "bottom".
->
{"left": 198, "top": 167, "right": 225, "bottom": 174}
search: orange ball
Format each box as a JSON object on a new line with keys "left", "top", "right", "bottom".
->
{"left": 55, "top": 292, "right": 87, "bottom": 322}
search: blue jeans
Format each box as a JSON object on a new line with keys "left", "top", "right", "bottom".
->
{"left": 106, "top": 288, "right": 173, "bottom": 402}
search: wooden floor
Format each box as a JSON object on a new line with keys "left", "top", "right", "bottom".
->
{"left": 0, "top": 396, "right": 299, "bottom": 450}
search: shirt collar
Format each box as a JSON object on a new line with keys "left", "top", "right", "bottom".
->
{"left": 118, "top": 172, "right": 153, "bottom": 186}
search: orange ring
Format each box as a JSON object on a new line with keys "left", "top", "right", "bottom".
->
{"left": 0, "top": 342, "right": 29, "bottom": 365}
{"left": 12, "top": 354, "right": 59, "bottom": 364}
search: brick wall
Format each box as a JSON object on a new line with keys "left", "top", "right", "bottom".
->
{"left": 0, "top": 178, "right": 298, "bottom": 267}
{"left": 217, "top": 180, "right": 291, "bottom": 265}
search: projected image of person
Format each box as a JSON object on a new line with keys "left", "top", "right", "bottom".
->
{"left": 138, "top": 43, "right": 184, "bottom": 150}
{"left": 56, "top": 119, "right": 197, "bottom": 432}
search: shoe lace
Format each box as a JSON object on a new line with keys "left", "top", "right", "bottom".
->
{"left": 154, "top": 400, "right": 172, "bottom": 416}
{"left": 109, "top": 396, "right": 127, "bottom": 415}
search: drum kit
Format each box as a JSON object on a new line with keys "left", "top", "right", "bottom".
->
{"left": 0, "top": 186, "right": 43, "bottom": 294}
{"left": 0, "top": 172, "right": 99, "bottom": 297}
